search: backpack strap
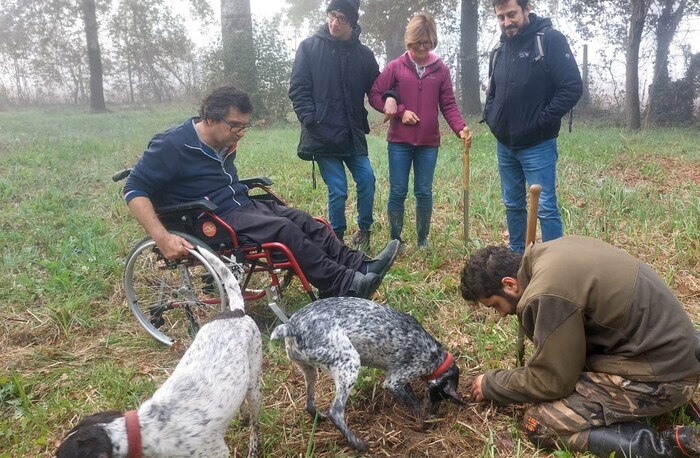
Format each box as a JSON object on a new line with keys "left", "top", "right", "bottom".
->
{"left": 486, "top": 40, "right": 503, "bottom": 95}
{"left": 481, "top": 41, "right": 503, "bottom": 123}
{"left": 534, "top": 27, "right": 550, "bottom": 72}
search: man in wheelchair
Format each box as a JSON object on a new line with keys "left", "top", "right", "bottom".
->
{"left": 123, "top": 85, "right": 399, "bottom": 299}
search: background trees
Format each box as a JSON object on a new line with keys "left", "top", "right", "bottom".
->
{"left": 0, "top": 0, "right": 697, "bottom": 128}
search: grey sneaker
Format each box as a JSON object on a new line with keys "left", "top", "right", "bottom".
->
{"left": 351, "top": 229, "right": 371, "bottom": 252}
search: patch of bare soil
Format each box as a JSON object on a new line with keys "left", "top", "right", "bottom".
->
{"left": 609, "top": 154, "right": 700, "bottom": 190}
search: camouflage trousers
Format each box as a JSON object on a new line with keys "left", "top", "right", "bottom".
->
{"left": 523, "top": 371, "right": 698, "bottom": 453}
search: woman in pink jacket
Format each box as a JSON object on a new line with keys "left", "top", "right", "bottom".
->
{"left": 370, "top": 13, "right": 470, "bottom": 248}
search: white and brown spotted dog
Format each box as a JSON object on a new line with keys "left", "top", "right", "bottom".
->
{"left": 56, "top": 247, "right": 262, "bottom": 458}
{"left": 271, "top": 297, "right": 463, "bottom": 452}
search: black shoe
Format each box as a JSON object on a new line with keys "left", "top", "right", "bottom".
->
{"left": 363, "top": 239, "right": 400, "bottom": 279}
{"left": 662, "top": 425, "right": 700, "bottom": 456}
{"left": 347, "top": 271, "right": 382, "bottom": 299}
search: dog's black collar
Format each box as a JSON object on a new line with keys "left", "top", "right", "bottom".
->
{"left": 124, "top": 410, "right": 142, "bottom": 458}
{"left": 424, "top": 352, "right": 454, "bottom": 381}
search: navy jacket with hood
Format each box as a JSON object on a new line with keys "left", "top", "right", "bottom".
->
{"left": 484, "top": 14, "right": 582, "bottom": 149}
{"left": 289, "top": 23, "right": 379, "bottom": 159}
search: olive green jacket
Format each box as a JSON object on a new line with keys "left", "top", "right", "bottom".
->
{"left": 482, "top": 235, "right": 700, "bottom": 404}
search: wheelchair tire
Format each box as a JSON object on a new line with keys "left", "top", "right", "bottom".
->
{"left": 124, "top": 231, "right": 226, "bottom": 346}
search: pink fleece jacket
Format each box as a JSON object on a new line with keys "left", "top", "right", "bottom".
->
{"left": 369, "top": 51, "right": 465, "bottom": 147}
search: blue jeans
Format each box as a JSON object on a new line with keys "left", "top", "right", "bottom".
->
{"left": 315, "top": 154, "right": 375, "bottom": 239}
{"left": 496, "top": 138, "right": 562, "bottom": 253}
{"left": 387, "top": 142, "right": 438, "bottom": 212}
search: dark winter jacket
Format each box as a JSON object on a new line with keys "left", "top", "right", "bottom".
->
{"left": 123, "top": 117, "right": 250, "bottom": 215}
{"left": 289, "top": 23, "right": 380, "bottom": 159}
{"left": 482, "top": 236, "right": 700, "bottom": 405}
{"left": 368, "top": 51, "right": 465, "bottom": 147}
{"left": 483, "top": 14, "right": 582, "bottom": 149}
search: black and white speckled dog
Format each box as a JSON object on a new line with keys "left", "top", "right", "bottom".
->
{"left": 270, "top": 297, "right": 463, "bottom": 452}
{"left": 56, "top": 247, "right": 262, "bottom": 458}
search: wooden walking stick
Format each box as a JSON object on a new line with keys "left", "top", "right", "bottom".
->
{"left": 462, "top": 127, "right": 471, "bottom": 244}
{"left": 516, "top": 184, "right": 541, "bottom": 366}
{"left": 525, "top": 184, "right": 541, "bottom": 247}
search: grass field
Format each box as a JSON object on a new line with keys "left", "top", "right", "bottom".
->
{"left": 1, "top": 104, "right": 699, "bottom": 457}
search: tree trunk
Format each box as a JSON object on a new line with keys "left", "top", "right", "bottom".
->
{"left": 81, "top": 0, "right": 106, "bottom": 112}
{"left": 625, "top": 0, "right": 647, "bottom": 130}
{"left": 383, "top": 11, "right": 406, "bottom": 61}
{"left": 580, "top": 44, "right": 590, "bottom": 110}
{"left": 648, "top": 0, "right": 687, "bottom": 124}
{"left": 460, "top": 0, "right": 481, "bottom": 116}
{"left": 221, "top": 0, "right": 258, "bottom": 97}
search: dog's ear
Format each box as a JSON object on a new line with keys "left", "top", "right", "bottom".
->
{"left": 56, "top": 411, "right": 121, "bottom": 458}
{"left": 56, "top": 425, "right": 113, "bottom": 458}
{"left": 442, "top": 379, "right": 464, "bottom": 405}
{"left": 427, "top": 364, "right": 464, "bottom": 413}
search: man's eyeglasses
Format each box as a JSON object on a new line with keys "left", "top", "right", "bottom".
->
{"left": 222, "top": 119, "right": 253, "bottom": 133}
{"left": 411, "top": 41, "right": 433, "bottom": 49}
{"left": 327, "top": 11, "right": 349, "bottom": 25}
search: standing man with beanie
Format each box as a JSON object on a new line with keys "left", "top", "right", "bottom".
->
{"left": 483, "top": 0, "right": 582, "bottom": 253}
{"left": 289, "top": 0, "right": 381, "bottom": 252}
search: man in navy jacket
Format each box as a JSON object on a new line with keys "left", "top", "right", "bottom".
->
{"left": 483, "top": 0, "right": 582, "bottom": 254}
{"left": 289, "top": 0, "right": 379, "bottom": 251}
{"left": 124, "top": 85, "right": 398, "bottom": 299}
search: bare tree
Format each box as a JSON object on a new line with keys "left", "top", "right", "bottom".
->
{"left": 648, "top": 0, "right": 688, "bottom": 124}
{"left": 81, "top": 0, "right": 106, "bottom": 112}
{"left": 460, "top": 0, "right": 481, "bottom": 115}
{"left": 626, "top": 0, "right": 648, "bottom": 130}
{"left": 109, "top": 0, "right": 195, "bottom": 103}
{"left": 221, "top": 0, "right": 258, "bottom": 97}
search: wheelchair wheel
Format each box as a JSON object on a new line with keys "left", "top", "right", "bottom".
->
{"left": 124, "top": 231, "right": 226, "bottom": 346}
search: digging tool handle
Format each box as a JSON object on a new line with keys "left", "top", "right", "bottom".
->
{"left": 517, "top": 184, "right": 542, "bottom": 367}
{"left": 462, "top": 128, "right": 471, "bottom": 244}
{"left": 526, "top": 184, "right": 542, "bottom": 247}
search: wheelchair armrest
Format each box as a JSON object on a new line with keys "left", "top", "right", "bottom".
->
{"left": 112, "top": 168, "right": 132, "bottom": 182}
{"left": 155, "top": 199, "right": 218, "bottom": 215}
{"left": 240, "top": 176, "right": 273, "bottom": 188}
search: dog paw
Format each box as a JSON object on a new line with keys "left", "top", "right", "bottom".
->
{"left": 306, "top": 408, "right": 327, "bottom": 422}
{"left": 349, "top": 437, "right": 369, "bottom": 453}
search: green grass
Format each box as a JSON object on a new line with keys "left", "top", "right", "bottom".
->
{"left": 0, "top": 105, "right": 698, "bottom": 457}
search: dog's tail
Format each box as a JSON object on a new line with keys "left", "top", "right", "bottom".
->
{"left": 193, "top": 246, "right": 245, "bottom": 313}
{"left": 270, "top": 323, "right": 294, "bottom": 340}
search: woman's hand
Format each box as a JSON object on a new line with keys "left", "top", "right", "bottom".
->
{"left": 460, "top": 127, "right": 472, "bottom": 148}
{"left": 401, "top": 110, "right": 420, "bottom": 125}
{"left": 383, "top": 97, "right": 397, "bottom": 123}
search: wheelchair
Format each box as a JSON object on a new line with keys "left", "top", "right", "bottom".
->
{"left": 114, "top": 170, "right": 323, "bottom": 347}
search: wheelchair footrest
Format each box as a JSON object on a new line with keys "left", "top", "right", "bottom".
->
{"left": 265, "top": 286, "right": 288, "bottom": 323}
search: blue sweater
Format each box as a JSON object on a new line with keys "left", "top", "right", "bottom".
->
{"left": 123, "top": 117, "right": 250, "bottom": 214}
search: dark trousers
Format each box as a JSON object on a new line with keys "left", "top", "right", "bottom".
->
{"left": 222, "top": 200, "right": 365, "bottom": 295}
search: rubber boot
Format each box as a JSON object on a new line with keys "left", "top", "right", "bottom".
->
{"left": 387, "top": 210, "right": 404, "bottom": 243}
{"left": 351, "top": 229, "right": 371, "bottom": 253}
{"left": 587, "top": 422, "right": 699, "bottom": 457}
{"left": 416, "top": 207, "right": 432, "bottom": 248}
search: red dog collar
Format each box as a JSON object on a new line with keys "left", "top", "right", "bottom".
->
{"left": 124, "top": 410, "right": 143, "bottom": 458}
{"left": 425, "top": 352, "right": 454, "bottom": 381}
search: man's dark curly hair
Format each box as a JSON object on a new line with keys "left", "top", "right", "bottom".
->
{"left": 492, "top": 0, "right": 529, "bottom": 8}
{"left": 460, "top": 246, "right": 522, "bottom": 301}
{"left": 199, "top": 85, "right": 253, "bottom": 121}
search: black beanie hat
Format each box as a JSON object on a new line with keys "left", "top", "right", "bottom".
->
{"left": 327, "top": 0, "right": 360, "bottom": 26}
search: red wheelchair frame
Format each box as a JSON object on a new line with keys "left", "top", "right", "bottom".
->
{"left": 118, "top": 170, "right": 326, "bottom": 346}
